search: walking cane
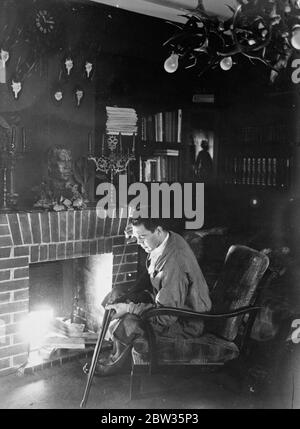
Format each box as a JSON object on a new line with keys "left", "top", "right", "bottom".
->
{"left": 80, "top": 307, "right": 115, "bottom": 408}
{"left": 80, "top": 222, "right": 135, "bottom": 408}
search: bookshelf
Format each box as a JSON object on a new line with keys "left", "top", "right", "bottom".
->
{"left": 219, "top": 126, "right": 293, "bottom": 190}
{"left": 140, "top": 149, "right": 179, "bottom": 182}
{"left": 215, "top": 90, "right": 297, "bottom": 193}
{"left": 140, "top": 109, "right": 182, "bottom": 144}
{"left": 138, "top": 108, "right": 183, "bottom": 182}
{"left": 223, "top": 154, "right": 291, "bottom": 189}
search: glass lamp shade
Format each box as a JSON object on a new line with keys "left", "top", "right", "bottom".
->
{"left": 220, "top": 56, "right": 233, "bottom": 71}
{"left": 164, "top": 53, "right": 179, "bottom": 73}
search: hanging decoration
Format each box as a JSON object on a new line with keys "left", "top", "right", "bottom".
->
{"left": 65, "top": 57, "right": 73, "bottom": 75}
{"left": 54, "top": 89, "right": 63, "bottom": 102}
{"left": 88, "top": 134, "right": 136, "bottom": 185}
{"left": 75, "top": 87, "right": 84, "bottom": 107}
{"left": 0, "top": 49, "right": 9, "bottom": 83}
{"left": 11, "top": 80, "right": 22, "bottom": 99}
{"left": 52, "top": 68, "right": 63, "bottom": 103}
{"left": 163, "top": 0, "right": 300, "bottom": 83}
{"left": 107, "top": 135, "right": 118, "bottom": 151}
{"left": 85, "top": 61, "right": 93, "bottom": 78}
{"left": 0, "top": 49, "right": 9, "bottom": 69}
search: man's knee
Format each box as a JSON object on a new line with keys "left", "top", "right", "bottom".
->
{"left": 113, "top": 313, "right": 146, "bottom": 344}
{"left": 121, "top": 313, "right": 143, "bottom": 332}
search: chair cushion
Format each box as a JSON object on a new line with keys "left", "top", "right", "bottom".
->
{"left": 132, "top": 334, "right": 239, "bottom": 365}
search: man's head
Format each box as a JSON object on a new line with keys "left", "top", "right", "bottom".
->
{"left": 201, "top": 140, "right": 209, "bottom": 151}
{"left": 129, "top": 217, "right": 168, "bottom": 253}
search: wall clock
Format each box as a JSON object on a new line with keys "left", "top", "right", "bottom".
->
{"left": 35, "top": 9, "right": 56, "bottom": 34}
{"left": 28, "top": 3, "right": 66, "bottom": 53}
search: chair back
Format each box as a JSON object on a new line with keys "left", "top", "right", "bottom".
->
{"left": 208, "top": 245, "right": 269, "bottom": 341}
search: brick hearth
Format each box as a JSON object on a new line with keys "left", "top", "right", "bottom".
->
{"left": 0, "top": 208, "right": 138, "bottom": 376}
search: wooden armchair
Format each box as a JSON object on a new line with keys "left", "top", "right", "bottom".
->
{"left": 130, "top": 245, "right": 270, "bottom": 399}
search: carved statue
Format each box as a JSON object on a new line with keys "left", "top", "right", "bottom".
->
{"left": 33, "top": 145, "right": 88, "bottom": 211}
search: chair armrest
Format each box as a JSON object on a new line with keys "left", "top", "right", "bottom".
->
{"left": 141, "top": 305, "right": 261, "bottom": 321}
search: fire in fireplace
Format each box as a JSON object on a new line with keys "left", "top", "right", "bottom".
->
{"left": 20, "top": 253, "right": 113, "bottom": 356}
{"left": 28, "top": 254, "right": 113, "bottom": 329}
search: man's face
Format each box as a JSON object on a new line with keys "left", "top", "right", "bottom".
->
{"left": 132, "top": 224, "right": 161, "bottom": 253}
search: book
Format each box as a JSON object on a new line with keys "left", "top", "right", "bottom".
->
{"left": 177, "top": 109, "right": 182, "bottom": 143}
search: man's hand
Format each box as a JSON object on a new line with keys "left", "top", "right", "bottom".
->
{"left": 124, "top": 224, "right": 136, "bottom": 243}
{"left": 105, "top": 303, "right": 131, "bottom": 320}
{"left": 124, "top": 224, "right": 133, "bottom": 238}
{"left": 106, "top": 302, "right": 155, "bottom": 319}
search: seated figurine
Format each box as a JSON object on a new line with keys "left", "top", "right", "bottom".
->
{"left": 33, "top": 145, "right": 87, "bottom": 210}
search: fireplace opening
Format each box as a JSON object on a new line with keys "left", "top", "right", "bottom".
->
{"left": 29, "top": 259, "right": 75, "bottom": 319}
{"left": 22, "top": 253, "right": 113, "bottom": 361}
{"left": 29, "top": 253, "right": 113, "bottom": 328}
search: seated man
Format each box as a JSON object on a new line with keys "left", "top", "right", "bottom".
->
{"left": 84, "top": 217, "right": 211, "bottom": 376}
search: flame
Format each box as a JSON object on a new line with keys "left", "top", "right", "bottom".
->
{"left": 19, "top": 308, "right": 54, "bottom": 351}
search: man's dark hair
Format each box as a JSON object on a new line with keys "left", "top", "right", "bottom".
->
{"left": 129, "top": 217, "right": 168, "bottom": 233}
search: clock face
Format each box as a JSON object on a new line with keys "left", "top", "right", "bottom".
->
{"left": 35, "top": 9, "right": 55, "bottom": 34}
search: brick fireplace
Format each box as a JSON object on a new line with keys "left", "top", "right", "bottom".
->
{"left": 0, "top": 208, "right": 138, "bottom": 376}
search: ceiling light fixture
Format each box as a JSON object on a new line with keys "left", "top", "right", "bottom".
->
{"left": 163, "top": 0, "right": 300, "bottom": 83}
{"left": 164, "top": 51, "right": 179, "bottom": 72}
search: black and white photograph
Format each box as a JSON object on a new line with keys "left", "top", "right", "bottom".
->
{"left": 0, "top": 0, "right": 299, "bottom": 412}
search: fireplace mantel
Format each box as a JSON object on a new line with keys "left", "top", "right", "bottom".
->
{"left": 0, "top": 208, "right": 138, "bottom": 375}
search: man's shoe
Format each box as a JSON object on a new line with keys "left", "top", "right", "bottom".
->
{"left": 82, "top": 345, "right": 132, "bottom": 377}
